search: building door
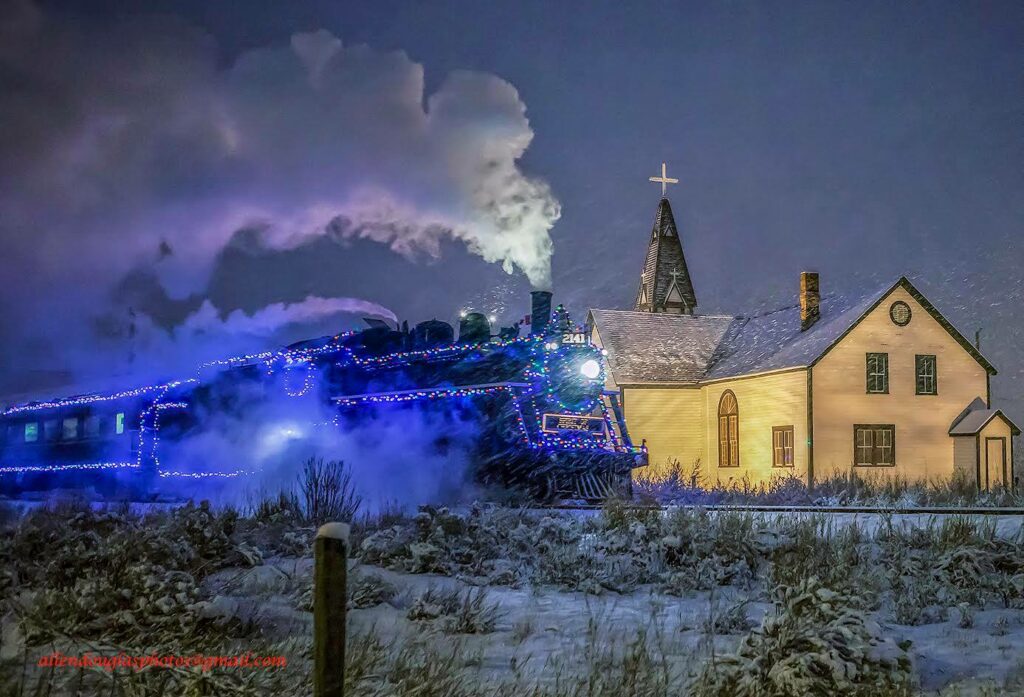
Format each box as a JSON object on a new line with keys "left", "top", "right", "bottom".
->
{"left": 985, "top": 437, "right": 1007, "bottom": 490}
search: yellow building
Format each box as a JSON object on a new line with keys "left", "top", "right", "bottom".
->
{"left": 588, "top": 195, "right": 1019, "bottom": 490}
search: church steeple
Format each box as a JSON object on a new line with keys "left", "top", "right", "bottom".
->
{"left": 634, "top": 164, "right": 697, "bottom": 314}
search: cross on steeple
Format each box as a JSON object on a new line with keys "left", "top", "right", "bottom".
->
{"left": 648, "top": 162, "right": 679, "bottom": 197}
{"left": 669, "top": 268, "right": 681, "bottom": 282}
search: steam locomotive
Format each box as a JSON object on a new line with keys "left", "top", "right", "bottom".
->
{"left": 0, "top": 292, "right": 645, "bottom": 501}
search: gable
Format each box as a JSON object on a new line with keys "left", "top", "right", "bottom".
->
{"left": 665, "top": 282, "right": 684, "bottom": 304}
{"left": 812, "top": 278, "right": 996, "bottom": 376}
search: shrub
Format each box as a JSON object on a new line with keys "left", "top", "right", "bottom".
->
{"left": 251, "top": 490, "right": 304, "bottom": 525}
{"left": 349, "top": 571, "right": 399, "bottom": 609}
{"left": 704, "top": 597, "right": 753, "bottom": 635}
{"left": 769, "top": 517, "right": 881, "bottom": 606}
{"left": 299, "top": 457, "right": 362, "bottom": 526}
{"left": 697, "top": 577, "right": 913, "bottom": 697}
{"left": 444, "top": 588, "right": 504, "bottom": 634}
{"left": 406, "top": 585, "right": 462, "bottom": 622}
{"left": 406, "top": 586, "right": 503, "bottom": 634}
{"left": 4, "top": 502, "right": 262, "bottom": 650}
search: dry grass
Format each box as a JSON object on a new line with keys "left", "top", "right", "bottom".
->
{"left": 635, "top": 458, "right": 1023, "bottom": 508}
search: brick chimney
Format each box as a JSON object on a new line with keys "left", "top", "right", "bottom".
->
{"left": 800, "top": 272, "right": 820, "bottom": 331}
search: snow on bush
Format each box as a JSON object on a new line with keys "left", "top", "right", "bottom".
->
{"left": 697, "top": 577, "right": 913, "bottom": 697}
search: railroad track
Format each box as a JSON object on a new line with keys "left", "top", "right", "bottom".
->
{"left": 544, "top": 503, "right": 1024, "bottom": 516}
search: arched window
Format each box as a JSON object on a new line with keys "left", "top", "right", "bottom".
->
{"left": 718, "top": 391, "right": 739, "bottom": 468}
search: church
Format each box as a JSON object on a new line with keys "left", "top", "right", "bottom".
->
{"left": 587, "top": 165, "right": 1019, "bottom": 490}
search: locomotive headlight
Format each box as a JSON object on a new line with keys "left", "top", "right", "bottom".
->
{"left": 579, "top": 359, "right": 601, "bottom": 380}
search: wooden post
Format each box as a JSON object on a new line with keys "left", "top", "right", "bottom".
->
{"left": 314, "top": 522, "right": 349, "bottom": 697}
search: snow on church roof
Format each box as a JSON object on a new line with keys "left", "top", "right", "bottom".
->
{"left": 589, "top": 281, "right": 895, "bottom": 384}
{"left": 703, "top": 284, "right": 889, "bottom": 379}
{"left": 588, "top": 310, "right": 734, "bottom": 383}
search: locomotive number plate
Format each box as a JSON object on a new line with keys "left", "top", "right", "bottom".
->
{"left": 542, "top": 413, "right": 606, "bottom": 435}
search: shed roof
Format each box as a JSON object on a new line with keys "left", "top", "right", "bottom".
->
{"left": 949, "top": 398, "right": 1022, "bottom": 436}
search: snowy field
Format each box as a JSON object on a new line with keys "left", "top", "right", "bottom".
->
{"left": 3, "top": 498, "right": 1024, "bottom": 695}
{"left": 219, "top": 557, "right": 1024, "bottom": 694}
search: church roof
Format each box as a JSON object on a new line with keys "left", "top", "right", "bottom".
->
{"left": 634, "top": 198, "right": 697, "bottom": 313}
{"left": 588, "top": 309, "right": 734, "bottom": 383}
{"left": 592, "top": 277, "right": 997, "bottom": 385}
{"left": 703, "top": 285, "right": 888, "bottom": 379}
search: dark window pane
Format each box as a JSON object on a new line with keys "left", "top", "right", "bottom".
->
{"left": 62, "top": 418, "right": 78, "bottom": 440}
{"left": 916, "top": 355, "right": 937, "bottom": 395}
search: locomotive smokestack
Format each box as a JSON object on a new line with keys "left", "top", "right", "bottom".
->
{"left": 530, "top": 291, "right": 552, "bottom": 335}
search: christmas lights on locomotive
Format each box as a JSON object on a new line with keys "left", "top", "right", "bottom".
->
{"left": 0, "top": 291, "right": 646, "bottom": 501}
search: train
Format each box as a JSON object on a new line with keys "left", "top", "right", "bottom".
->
{"left": 0, "top": 291, "right": 646, "bottom": 501}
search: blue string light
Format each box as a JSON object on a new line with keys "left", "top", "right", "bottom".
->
{"left": 2, "top": 380, "right": 195, "bottom": 416}
{"left": 1, "top": 315, "right": 638, "bottom": 480}
{"left": 0, "top": 462, "right": 139, "bottom": 474}
{"left": 335, "top": 383, "right": 522, "bottom": 406}
{"left": 157, "top": 469, "right": 248, "bottom": 479}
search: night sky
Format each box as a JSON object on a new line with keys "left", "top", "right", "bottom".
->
{"left": 1, "top": 0, "right": 1021, "bottom": 423}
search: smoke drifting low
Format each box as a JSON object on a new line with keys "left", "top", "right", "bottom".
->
{"left": 162, "top": 372, "right": 480, "bottom": 514}
{"left": 0, "top": 1, "right": 558, "bottom": 393}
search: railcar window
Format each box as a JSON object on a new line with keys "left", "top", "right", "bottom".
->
{"left": 116, "top": 412, "right": 126, "bottom": 435}
{"left": 25, "top": 422, "right": 39, "bottom": 442}
{"left": 44, "top": 419, "right": 59, "bottom": 441}
{"left": 62, "top": 417, "right": 79, "bottom": 440}
{"left": 85, "top": 415, "right": 101, "bottom": 437}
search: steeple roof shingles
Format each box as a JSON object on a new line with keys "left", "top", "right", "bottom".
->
{"left": 634, "top": 198, "right": 696, "bottom": 314}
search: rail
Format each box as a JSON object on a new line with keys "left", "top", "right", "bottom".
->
{"left": 543, "top": 503, "right": 1024, "bottom": 516}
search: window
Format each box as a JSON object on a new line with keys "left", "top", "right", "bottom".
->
{"left": 866, "top": 353, "right": 889, "bottom": 394}
{"left": 62, "top": 417, "right": 79, "bottom": 440}
{"left": 84, "top": 415, "right": 101, "bottom": 438}
{"left": 115, "top": 412, "right": 126, "bottom": 435}
{"left": 772, "top": 426, "right": 795, "bottom": 467}
{"left": 889, "top": 301, "right": 912, "bottom": 326}
{"left": 718, "top": 391, "right": 740, "bottom": 467}
{"left": 854, "top": 425, "right": 895, "bottom": 467}
{"left": 916, "top": 354, "right": 937, "bottom": 395}
{"left": 24, "top": 422, "right": 38, "bottom": 442}
{"left": 44, "top": 419, "right": 59, "bottom": 441}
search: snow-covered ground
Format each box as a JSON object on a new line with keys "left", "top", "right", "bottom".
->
{"left": 4, "top": 501, "right": 1024, "bottom": 695}
{"left": 210, "top": 556, "right": 1024, "bottom": 694}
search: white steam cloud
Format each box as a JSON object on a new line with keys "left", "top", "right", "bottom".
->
{"left": 182, "top": 297, "right": 397, "bottom": 338}
{"left": 120, "top": 296, "right": 397, "bottom": 380}
{"left": 0, "top": 1, "right": 558, "bottom": 392}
